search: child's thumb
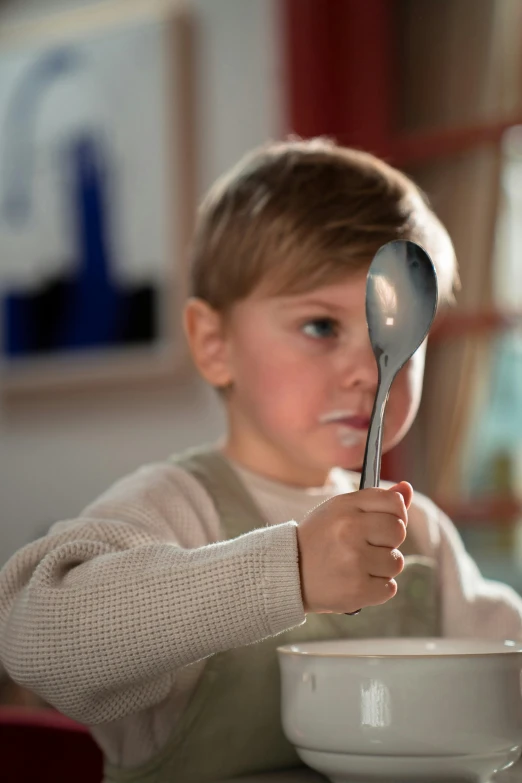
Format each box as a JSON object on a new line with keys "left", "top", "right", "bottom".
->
{"left": 388, "top": 481, "right": 413, "bottom": 510}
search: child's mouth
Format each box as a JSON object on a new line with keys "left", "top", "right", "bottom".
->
{"left": 319, "top": 411, "right": 371, "bottom": 448}
{"left": 335, "top": 415, "right": 370, "bottom": 431}
{"left": 319, "top": 411, "right": 371, "bottom": 430}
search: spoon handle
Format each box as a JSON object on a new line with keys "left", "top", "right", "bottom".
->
{"left": 346, "top": 371, "right": 393, "bottom": 617}
{"left": 359, "top": 371, "right": 393, "bottom": 490}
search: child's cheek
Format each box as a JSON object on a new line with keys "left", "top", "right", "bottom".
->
{"left": 385, "top": 362, "right": 421, "bottom": 441}
{"left": 256, "top": 363, "right": 319, "bottom": 429}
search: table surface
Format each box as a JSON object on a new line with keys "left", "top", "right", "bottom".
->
{"left": 215, "top": 771, "right": 324, "bottom": 783}
{"left": 216, "top": 757, "right": 522, "bottom": 782}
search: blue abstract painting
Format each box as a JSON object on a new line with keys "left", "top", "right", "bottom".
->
{"left": 0, "top": 17, "right": 174, "bottom": 384}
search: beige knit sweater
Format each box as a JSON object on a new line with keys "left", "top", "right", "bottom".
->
{"left": 1, "top": 455, "right": 522, "bottom": 768}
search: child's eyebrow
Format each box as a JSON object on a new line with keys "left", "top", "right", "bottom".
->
{"left": 277, "top": 298, "right": 347, "bottom": 314}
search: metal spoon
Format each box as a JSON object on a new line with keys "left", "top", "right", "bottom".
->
{"left": 347, "top": 239, "right": 438, "bottom": 615}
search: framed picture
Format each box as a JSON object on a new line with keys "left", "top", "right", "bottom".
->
{"left": 0, "top": 1, "right": 194, "bottom": 396}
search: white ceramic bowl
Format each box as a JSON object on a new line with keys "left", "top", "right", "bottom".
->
{"left": 277, "top": 638, "right": 522, "bottom": 782}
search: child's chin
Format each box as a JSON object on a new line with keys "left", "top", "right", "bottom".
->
{"left": 333, "top": 445, "right": 365, "bottom": 472}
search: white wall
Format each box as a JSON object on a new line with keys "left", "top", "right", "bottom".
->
{"left": 0, "top": 0, "right": 285, "bottom": 562}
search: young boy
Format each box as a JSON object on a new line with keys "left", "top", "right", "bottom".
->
{"left": 1, "top": 138, "right": 522, "bottom": 783}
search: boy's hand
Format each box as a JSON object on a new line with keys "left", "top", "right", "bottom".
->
{"left": 296, "top": 482, "right": 413, "bottom": 615}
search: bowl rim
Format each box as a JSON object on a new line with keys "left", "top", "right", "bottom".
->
{"left": 277, "top": 637, "right": 522, "bottom": 659}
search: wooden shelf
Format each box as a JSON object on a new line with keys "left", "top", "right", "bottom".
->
{"left": 284, "top": 1, "right": 522, "bottom": 166}
{"left": 435, "top": 495, "right": 522, "bottom": 525}
{"left": 430, "top": 310, "right": 522, "bottom": 342}
{"left": 391, "top": 118, "right": 522, "bottom": 166}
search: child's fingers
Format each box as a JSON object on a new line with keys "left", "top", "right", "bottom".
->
{"left": 389, "top": 481, "right": 413, "bottom": 510}
{"left": 366, "top": 576, "right": 398, "bottom": 606}
{"left": 366, "top": 545, "right": 405, "bottom": 579}
{"left": 363, "top": 512, "right": 407, "bottom": 548}
{"left": 343, "top": 488, "right": 408, "bottom": 520}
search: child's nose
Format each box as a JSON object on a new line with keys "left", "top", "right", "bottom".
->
{"left": 338, "top": 340, "right": 378, "bottom": 390}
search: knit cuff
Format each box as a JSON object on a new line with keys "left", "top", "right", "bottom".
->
{"left": 259, "top": 521, "right": 306, "bottom": 635}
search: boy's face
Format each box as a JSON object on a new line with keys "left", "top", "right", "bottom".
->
{"left": 204, "top": 272, "right": 426, "bottom": 486}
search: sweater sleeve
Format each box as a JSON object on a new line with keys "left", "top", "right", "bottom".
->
{"left": 410, "top": 493, "right": 522, "bottom": 640}
{"left": 0, "top": 463, "right": 305, "bottom": 725}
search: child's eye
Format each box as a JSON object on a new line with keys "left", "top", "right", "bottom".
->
{"left": 301, "top": 318, "right": 339, "bottom": 339}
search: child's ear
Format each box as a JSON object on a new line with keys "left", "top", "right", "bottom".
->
{"left": 183, "top": 298, "right": 232, "bottom": 388}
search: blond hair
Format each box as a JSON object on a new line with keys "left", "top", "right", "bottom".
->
{"left": 189, "top": 138, "right": 458, "bottom": 310}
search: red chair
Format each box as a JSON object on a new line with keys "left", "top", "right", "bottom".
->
{"left": 0, "top": 705, "right": 103, "bottom": 783}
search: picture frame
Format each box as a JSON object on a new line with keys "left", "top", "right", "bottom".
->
{"left": 0, "top": 0, "right": 195, "bottom": 397}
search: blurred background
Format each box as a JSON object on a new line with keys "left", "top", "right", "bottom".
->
{"left": 0, "top": 0, "right": 522, "bottom": 593}
{"left": 1, "top": 3, "right": 522, "bottom": 775}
